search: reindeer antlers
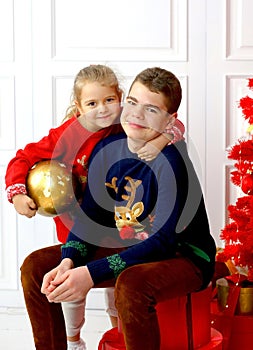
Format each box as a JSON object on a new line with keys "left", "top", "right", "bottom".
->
{"left": 123, "top": 176, "right": 142, "bottom": 208}
{"left": 105, "top": 176, "right": 142, "bottom": 208}
{"left": 105, "top": 177, "right": 118, "bottom": 193}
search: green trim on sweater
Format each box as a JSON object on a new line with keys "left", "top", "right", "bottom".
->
{"left": 107, "top": 254, "right": 126, "bottom": 278}
{"left": 178, "top": 242, "right": 210, "bottom": 262}
{"left": 61, "top": 241, "right": 88, "bottom": 257}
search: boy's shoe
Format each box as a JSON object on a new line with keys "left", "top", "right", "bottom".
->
{"left": 67, "top": 338, "right": 87, "bottom": 350}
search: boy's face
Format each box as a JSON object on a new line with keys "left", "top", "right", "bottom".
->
{"left": 76, "top": 82, "right": 121, "bottom": 132}
{"left": 121, "top": 81, "right": 172, "bottom": 143}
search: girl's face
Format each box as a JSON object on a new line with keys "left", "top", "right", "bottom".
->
{"left": 121, "top": 81, "right": 174, "bottom": 143}
{"left": 76, "top": 81, "right": 121, "bottom": 132}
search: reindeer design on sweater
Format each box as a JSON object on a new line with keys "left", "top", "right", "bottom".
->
{"left": 105, "top": 176, "right": 149, "bottom": 240}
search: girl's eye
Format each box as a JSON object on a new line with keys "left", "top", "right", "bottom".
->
{"left": 87, "top": 101, "right": 96, "bottom": 107}
{"left": 106, "top": 97, "right": 116, "bottom": 103}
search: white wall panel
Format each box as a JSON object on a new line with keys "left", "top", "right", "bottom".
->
{"left": 0, "top": 1, "right": 14, "bottom": 62}
{"left": 226, "top": 0, "right": 253, "bottom": 59}
{"left": 226, "top": 75, "right": 253, "bottom": 147}
{"left": 53, "top": 76, "right": 74, "bottom": 124}
{"left": 0, "top": 77, "right": 15, "bottom": 150}
{"left": 0, "top": 170, "right": 18, "bottom": 291}
{"left": 52, "top": 0, "right": 187, "bottom": 61}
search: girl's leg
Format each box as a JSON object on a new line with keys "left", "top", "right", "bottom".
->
{"left": 104, "top": 287, "right": 118, "bottom": 328}
{"left": 62, "top": 300, "right": 86, "bottom": 349}
{"left": 114, "top": 257, "right": 203, "bottom": 350}
{"left": 20, "top": 244, "right": 67, "bottom": 350}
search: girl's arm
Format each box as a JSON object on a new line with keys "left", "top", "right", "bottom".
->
{"left": 137, "top": 118, "right": 185, "bottom": 161}
{"left": 5, "top": 118, "right": 78, "bottom": 204}
{"left": 5, "top": 126, "right": 65, "bottom": 194}
{"left": 137, "top": 133, "right": 172, "bottom": 161}
{"left": 5, "top": 135, "right": 59, "bottom": 216}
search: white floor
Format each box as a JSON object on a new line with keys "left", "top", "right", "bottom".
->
{"left": 0, "top": 307, "right": 112, "bottom": 350}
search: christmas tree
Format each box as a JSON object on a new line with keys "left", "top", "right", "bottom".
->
{"left": 217, "top": 78, "right": 253, "bottom": 282}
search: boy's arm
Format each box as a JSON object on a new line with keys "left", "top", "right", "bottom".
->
{"left": 61, "top": 228, "right": 100, "bottom": 267}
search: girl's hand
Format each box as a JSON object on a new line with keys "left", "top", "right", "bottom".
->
{"left": 137, "top": 133, "right": 173, "bottom": 161}
{"left": 12, "top": 194, "right": 37, "bottom": 218}
{"left": 43, "top": 266, "right": 94, "bottom": 303}
{"left": 41, "top": 258, "right": 74, "bottom": 294}
{"left": 137, "top": 142, "right": 160, "bottom": 161}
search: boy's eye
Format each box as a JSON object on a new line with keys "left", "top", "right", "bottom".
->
{"left": 145, "top": 106, "right": 158, "bottom": 114}
{"left": 126, "top": 99, "right": 137, "bottom": 106}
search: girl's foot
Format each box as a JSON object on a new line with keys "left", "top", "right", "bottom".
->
{"left": 67, "top": 338, "right": 87, "bottom": 350}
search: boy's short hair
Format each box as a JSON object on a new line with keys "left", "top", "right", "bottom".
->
{"left": 130, "top": 67, "right": 182, "bottom": 114}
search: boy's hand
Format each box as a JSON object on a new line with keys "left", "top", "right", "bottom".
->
{"left": 12, "top": 194, "right": 37, "bottom": 218}
{"left": 44, "top": 266, "right": 94, "bottom": 303}
{"left": 41, "top": 258, "right": 74, "bottom": 295}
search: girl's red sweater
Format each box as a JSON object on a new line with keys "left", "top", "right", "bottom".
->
{"left": 5, "top": 117, "right": 122, "bottom": 243}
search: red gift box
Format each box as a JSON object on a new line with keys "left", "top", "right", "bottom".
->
{"left": 211, "top": 299, "right": 253, "bottom": 350}
{"left": 211, "top": 276, "right": 253, "bottom": 350}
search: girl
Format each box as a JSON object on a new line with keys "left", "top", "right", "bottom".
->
{"left": 5, "top": 64, "right": 185, "bottom": 350}
{"left": 6, "top": 64, "right": 124, "bottom": 350}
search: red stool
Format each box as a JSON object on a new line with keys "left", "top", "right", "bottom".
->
{"left": 99, "top": 284, "right": 223, "bottom": 350}
{"left": 157, "top": 284, "right": 212, "bottom": 349}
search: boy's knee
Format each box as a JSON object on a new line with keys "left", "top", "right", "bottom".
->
{"left": 115, "top": 267, "right": 153, "bottom": 321}
{"left": 20, "top": 251, "right": 37, "bottom": 274}
{"left": 117, "top": 267, "right": 141, "bottom": 290}
{"left": 115, "top": 266, "right": 144, "bottom": 304}
{"left": 20, "top": 249, "right": 46, "bottom": 289}
{"left": 20, "top": 252, "right": 37, "bottom": 288}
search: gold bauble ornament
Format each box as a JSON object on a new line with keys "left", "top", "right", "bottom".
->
{"left": 26, "top": 160, "right": 79, "bottom": 217}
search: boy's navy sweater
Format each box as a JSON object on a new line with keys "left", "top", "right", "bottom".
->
{"left": 62, "top": 132, "right": 216, "bottom": 288}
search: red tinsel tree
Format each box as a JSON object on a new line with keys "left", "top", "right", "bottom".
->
{"left": 217, "top": 78, "right": 253, "bottom": 282}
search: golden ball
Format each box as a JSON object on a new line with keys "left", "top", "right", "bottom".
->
{"left": 26, "top": 160, "right": 79, "bottom": 217}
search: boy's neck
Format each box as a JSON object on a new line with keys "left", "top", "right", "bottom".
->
{"left": 127, "top": 137, "right": 146, "bottom": 153}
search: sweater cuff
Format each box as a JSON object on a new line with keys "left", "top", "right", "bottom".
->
{"left": 6, "top": 184, "right": 27, "bottom": 202}
{"left": 87, "top": 257, "right": 113, "bottom": 285}
{"left": 61, "top": 240, "right": 88, "bottom": 267}
{"left": 87, "top": 253, "right": 127, "bottom": 285}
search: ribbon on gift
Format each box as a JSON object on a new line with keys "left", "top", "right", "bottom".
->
{"left": 212, "top": 274, "right": 247, "bottom": 350}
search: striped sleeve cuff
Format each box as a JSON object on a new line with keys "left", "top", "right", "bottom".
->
{"left": 6, "top": 184, "right": 27, "bottom": 202}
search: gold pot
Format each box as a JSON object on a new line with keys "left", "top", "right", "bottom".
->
{"left": 216, "top": 277, "right": 253, "bottom": 315}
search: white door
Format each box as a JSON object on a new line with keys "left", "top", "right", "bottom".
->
{"left": 206, "top": 0, "right": 253, "bottom": 240}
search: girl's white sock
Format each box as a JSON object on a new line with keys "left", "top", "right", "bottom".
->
{"left": 67, "top": 338, "right": 87, "bottom": 350}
